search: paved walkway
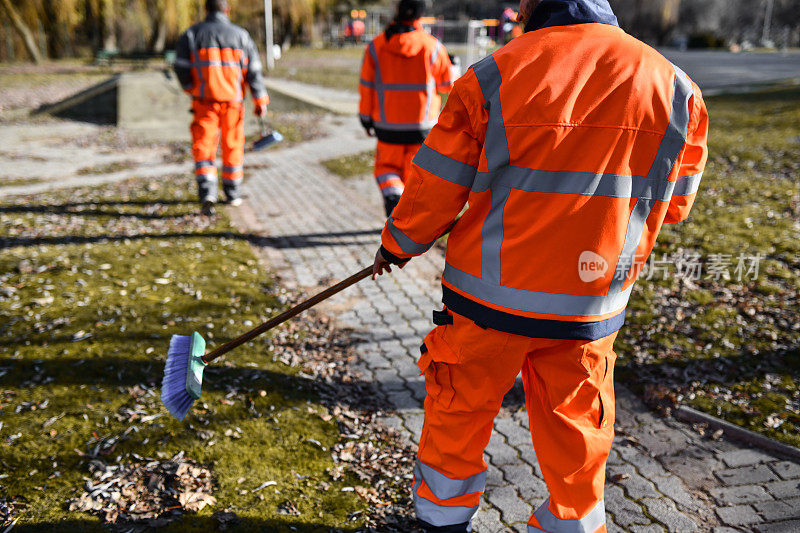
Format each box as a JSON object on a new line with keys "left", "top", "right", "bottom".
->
{"left": 237, "top": 118, "right": 800, "bottom": 532}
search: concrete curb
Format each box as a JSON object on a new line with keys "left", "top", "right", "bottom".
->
{"left": 675, "top": 405, "right": 800, "bottom": 461}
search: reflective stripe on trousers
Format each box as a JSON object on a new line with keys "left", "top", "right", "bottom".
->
{"left": 528, "top": 499, "right": 606, "bottom": 533}
{"left": 413, "top": 460, "right": 483, "bottom": 529}
{"left": 438, "top": 55, "right": 694, "bottom": 318}
{"left": 376, "top": 173, "right": 404, "bottom": 197}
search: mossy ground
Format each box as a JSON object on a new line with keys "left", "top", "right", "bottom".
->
{"left": 0, "top": 176, "right": 366, "bottom": 531}
{"left": 321, "top": 151, "right": 375, "bottom": 179}
{"left": 618, "top": 86, "right": 800, "bottom": 447}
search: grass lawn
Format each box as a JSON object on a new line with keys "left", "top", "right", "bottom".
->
{"left": 321, "top": 151, "right": 375, "bottom": 179}
{"left": 270, "top": 47, "right": 364, "bottom": 92}
{"left": 0, "top": 176, "right": 373, "bottom": 531}
{"left": 618, "top": 86, "right": 800, "bottom": 447}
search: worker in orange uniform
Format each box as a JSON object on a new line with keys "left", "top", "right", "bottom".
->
{"left": 174, "top": 0, "right": 269, "bottom": 216}
{"left": 359, "top": 0, "right": 453, "bottom": 217}
{"left": 372, "top": 0, "right": 709, "bottom": 531}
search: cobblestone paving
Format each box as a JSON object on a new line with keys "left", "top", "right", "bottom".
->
{"left": 240, "top": 118, "right": 800, "bottom": 532}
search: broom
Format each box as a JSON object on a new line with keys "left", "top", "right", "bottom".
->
{"left": 252, "top": 115, "right": 283, "bottom": 151}
{"left": 161, "top": 265, "right": 373, "bottom": 420}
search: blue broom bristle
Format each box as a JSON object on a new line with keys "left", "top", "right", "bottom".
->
{"left": 161, "top": 335, "right": 195, "bottom": 421}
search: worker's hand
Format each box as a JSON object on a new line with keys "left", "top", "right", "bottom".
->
{"left": 372, "top": 249, "right": 407, "bottom": 280}
{"left": 254, "top": 102, "right": 267, "bottom": 117}
{"left": 363, "top": 124, "right": 375, "bottom": 137}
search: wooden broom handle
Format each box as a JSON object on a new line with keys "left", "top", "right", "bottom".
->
{"left": 202, "top": 266, "right": 373, "bottom": 363}
{"left": 202, "top": 219, "right": 457, "bottom": 364}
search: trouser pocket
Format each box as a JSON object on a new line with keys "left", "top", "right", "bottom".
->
{"left": 418, "top": 325, "right": 460, "bottom": 409}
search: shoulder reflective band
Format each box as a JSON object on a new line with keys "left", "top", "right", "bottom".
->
{"left": 607, "top": 64, "right": 692, "bottom": 294}
{"left": 472, "top": 55, "right": 509, "bottom": 170}
{"left": 413, "top": 144, "right": 477, "bottom": 188}
{"left": 529, "top": 498, "right": 605, "bottom": 533}
{"left": 386, "top": 217, "right": 437, "bottom": 255}
{"left": 368, "top": 42, "right": 387, "bottom": 124}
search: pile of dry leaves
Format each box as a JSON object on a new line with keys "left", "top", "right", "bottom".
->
{"left": 68, "top": 451, "right": 215, "bottom": 530}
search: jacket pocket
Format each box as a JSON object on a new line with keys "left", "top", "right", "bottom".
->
{"left": 418, "top": 326, "right": 460, "bottom": 408}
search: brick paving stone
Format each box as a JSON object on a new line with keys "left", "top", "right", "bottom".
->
{"left": 754, "top": 520, "right": 800, "bottom": 532}
{"left": 711, "top": 528, "right": 741, "bottom": 533}
{"left": 709, "top": 485, "right": 773, "bottom": 505}
{"left": 764, "top": 479, "right": 800, "bottom": 499}
{"left": 240, "top": 118, "right": 800, "bottom": 532}
{"left": 753, "top": 498, "right": 800, "bottom": 521}
{"left": 485, "top": 485, "right": 532, "bottom": 525}
{"left": 717, "top": 449, "right": 777, "bottom": 468}
{"left": 628, "top": 525, "right": 666, "bottom": 533}
{"left": 716, "top": 465, "right": 781, "bottom": 486}
{"left": 715, "top": 505, "right": 762, "bottom": 526}
{"left": 771, "top": 461, "right": 800, "bottom": 480}
{"left": 640, "top": 497, "right": 698, "bottom": 532}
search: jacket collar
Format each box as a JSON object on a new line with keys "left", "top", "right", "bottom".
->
{"left": 524, "top": 0, "right": 618, "bottom": 33}
{"left": 206, "top": 11, "right": 230, "bottom": 24}
{"left": 385, "top": 19, "right": 422, "bottom": 39}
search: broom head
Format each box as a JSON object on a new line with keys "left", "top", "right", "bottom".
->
{"left": 253, "top": 130, "right": 284, "bottom": 151}
{"left": 161, "top": 331, "right": 208, "bottom": 421}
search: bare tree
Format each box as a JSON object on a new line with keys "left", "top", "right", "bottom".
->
{"left": 0, "top": 0, "right": 43, "bottom": 62}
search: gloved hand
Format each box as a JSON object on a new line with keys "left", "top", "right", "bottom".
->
{"left": 360, "top": 116, "right": 375, "bottom": 137}
{"left": 254, "top": 101, "right": 267, "bottom": 117}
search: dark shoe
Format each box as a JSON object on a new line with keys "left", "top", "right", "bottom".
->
{"left": 383, "top": 193, "right": 402, "bottom": 217}
{"left": 417, "top": 519, "right": 471, "bottom": 533}
{"left": 201, "top": 200, "right": 216, "bottom": 216}
{"left": 223, "top": 180, "right": 242, "bottom": 204}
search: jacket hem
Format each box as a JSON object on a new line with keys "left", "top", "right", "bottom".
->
{"left": 442, "top": 285, "right": 625, "bottom": 341}
{"left": 376, "top": 128, "right": 430, "bottom": 144}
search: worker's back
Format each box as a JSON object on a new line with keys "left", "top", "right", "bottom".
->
{"left": 435, "top": 21, "right": 707, "bottom": 330}
{"left": 175, "top": 11, "right": 265, "bottom": 103}
{"left": 360, "top": 22, "right": 452, "bottom": 144}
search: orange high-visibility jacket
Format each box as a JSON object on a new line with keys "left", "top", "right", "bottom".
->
{"left": 175, "top": 11, "right": 268, "bottom": 108}
{"left": 360, "top": 21, "right": 453, "bottom": 144}
{"left": 381, "top": 22, "right": 709, "bottom": 340}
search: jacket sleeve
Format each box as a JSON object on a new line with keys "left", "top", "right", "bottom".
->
{"left": 359, "top": 44, "right": 376, "bottom": 128}
{"left": 244, "top": 33, "right": 269, "bottom": 106}
{"left": 380, "top": 69, "right": 486, "bottom": 263}
{"left": 433, "top": 43, "right": 453, "bottom": 94}
{"left": 665, "top": 80, "right": 708, "bottom": 224}
{"left": 174, "top": 31, "right": 194, "bottom": 92}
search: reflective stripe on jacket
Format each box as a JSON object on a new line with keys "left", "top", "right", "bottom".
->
{"left": 175, "top": 12, "right": 268, "bottom": 106}
{"left": 359, "top": 21, "right": 453, "bottom": 144}
{"left": 380, "top": 20, "right": 709, "bottom": 341}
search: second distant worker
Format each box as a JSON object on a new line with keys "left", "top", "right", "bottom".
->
{"left": 359, "top": 0, "right": 453, "bottom": 217}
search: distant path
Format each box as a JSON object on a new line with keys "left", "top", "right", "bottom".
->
{"left": 239, "top": 117, "right": 800, "bottom": 532}
{"left": 661, "top": 49, "right": 800, "bottom": 93}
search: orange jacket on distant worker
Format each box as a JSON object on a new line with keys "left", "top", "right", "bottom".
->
{"left": 174, "top": 11, "right": 269, "bottom": 109}
{"left": 359, "top": 20, "right": 453, "bottom": 144}
{"left": 380, "top": 16, "right": 709, "bottom": 341}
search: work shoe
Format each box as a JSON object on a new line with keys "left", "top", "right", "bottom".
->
{"left": 228, "top": 198, "right": 243, "bottom": 207}
{"left": 223, "top": 180, "right": 243, "bottom": 204}
{"left": 201, "top": 200, "right": 216, "bottom": 216}
{"left": 417, "top": 520, "right": 471, "bottom": 533}
{"left": 383, "top": 193, "right": 402, "bottom": 217}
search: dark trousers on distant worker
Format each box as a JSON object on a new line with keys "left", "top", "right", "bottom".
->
{"left": 191, "top": 100, "right": 245, "bottom": 204}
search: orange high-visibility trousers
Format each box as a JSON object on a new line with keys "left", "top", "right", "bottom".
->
{"left": 414, "top": 309, "right": 617, "bottom": 532}
{"left": 191, "top": 100, "right": 245, "bottom": 200}
{"left": 374, "top": 140, "right": 421, "bottom": 198}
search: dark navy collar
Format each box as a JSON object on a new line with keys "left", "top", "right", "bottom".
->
{"left": 206, "top": 11, "right": 230, "bottom": 24}
{"left": 524, "top": 0, "right": 618, "bottom": 32}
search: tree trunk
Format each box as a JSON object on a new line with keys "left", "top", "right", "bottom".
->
{"left": 101, "top": 0, "right": 116, "bottom": 51}
{"left": 0, "top": 0, "right": 43, "bottom": 63}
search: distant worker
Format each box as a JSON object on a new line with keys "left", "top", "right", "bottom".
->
{"left": 359, "top": 0, "right": 453, "bottom": 217}
{"left": 372, "top": 0, "right": 708, "bottom": 532}
{"left": 174, "top": 0, "right": 269, "bottom": 215}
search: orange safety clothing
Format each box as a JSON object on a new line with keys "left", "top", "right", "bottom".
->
{"left": 175, "top": 11, "right": 269, "bottom": 109}
{"left": 359, "top": 20, "right": 453, "bottom": 145}
{"left": 414, "top": 309, "right": 617, "bottom": 531}
{"left": 374, "top": 141, "right": 421, "bottom": 198}
{"left": 191, "top": 100, "right": 245, "bottom": 195}
{"left": 378, "top": 1, "right": 709, "bottom": 530}
{"left": 175, "top": 11, "right": 268, "bottom": 201}
{"left": 380, "top": 9, "right": 708, "bottom": 343}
